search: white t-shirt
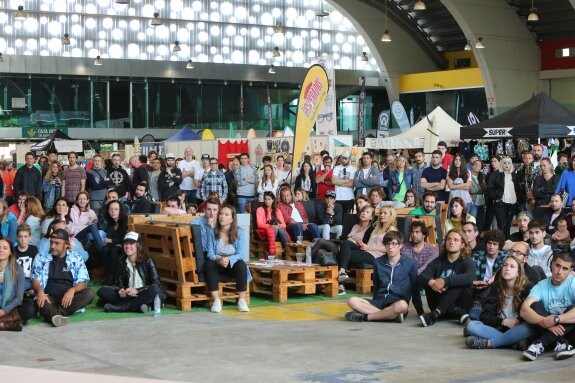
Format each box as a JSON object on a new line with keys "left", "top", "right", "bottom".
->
{"left": 195, "top": 166, "right": 210, "bottom": 184}
{"left": 333, "top": 165, "right": 356, "bottom": 201}
{"left": 528, "top": 245, "right": 553, "bottom": 277}
{"left": 178, "top": 159, "right": 201, "bottom": 190}
{"left": 276, "top": 169, "right": 291, "bottom": 184}
{"left": 290, "top": 203, "right": 303, "bottom": 223}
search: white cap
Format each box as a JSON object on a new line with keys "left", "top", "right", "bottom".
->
{"left": 123, "top": 231, "right": 140, "bottom": 242}
{"left": 165, "top": 153, "right": 175, "bottom": 159}
{"left": 341, "top": 151, "right": 351, "bottom": 158}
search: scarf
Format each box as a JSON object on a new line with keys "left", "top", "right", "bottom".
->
{"left": 1, "top": 263, "right": 14, "bottom": 309}
{"left": 450, "top": 217, "right": 463, "bottom": 231}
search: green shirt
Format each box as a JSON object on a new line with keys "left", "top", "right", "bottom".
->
{"left": 395, "top": 173, "right": 407, "bottom": 202}
{"left": 408, "top": 206, "right": 436, "bottom": 216}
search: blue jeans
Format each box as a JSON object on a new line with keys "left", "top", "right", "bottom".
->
{"left": 274, "top": 228, "right": 289, "bottom": 245}
{"left": 76, "top": 223, "right": 106, "bottom": 249}
{"left": 184, "top": 190, "right": 197, "bottom": 205}
{"left": 466, "top": 320, "right": 535, "bottom": 348}
{"left": 286, "top": 222, "right": 320, "bottom": 241}
{"left": 236, "top": 197, "right": 254, "bottom": 213}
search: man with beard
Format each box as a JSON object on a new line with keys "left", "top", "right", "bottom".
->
{"left": 107, "top": 153, "right": 131, "bottom": 199}
{"left": 158, "top": 153, "right": 182, "bottom": 201}
{"left": 86, "top": 155, "right": 114, "bottom": 215}
{"left": 332, "top": 151, "right": 356, "bottom": 214}
{"left": 411, "top": 150, "right": 427, "bottom": 202}
{"left": 129, "top": 182, "right": 155, "bottom": 214}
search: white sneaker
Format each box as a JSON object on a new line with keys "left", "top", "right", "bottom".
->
{"left": 237, "top": 299, "right": 249, "bottom": 312}
{"left": 210, "top": 299, "right": 222, "bottom": 313}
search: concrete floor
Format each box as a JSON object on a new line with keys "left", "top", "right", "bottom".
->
{"left": 1, "top": 300, "right": 573, "bottom": 383}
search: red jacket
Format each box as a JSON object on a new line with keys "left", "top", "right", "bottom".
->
{"left": 277, "top": 201, "right": 309, "bottom": 225}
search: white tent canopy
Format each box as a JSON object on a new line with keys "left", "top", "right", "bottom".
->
{"left": 365, "top": 106, "right": 461, "bottom": 151}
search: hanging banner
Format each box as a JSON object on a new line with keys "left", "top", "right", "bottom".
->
{"left": 391, "top": 100, "right": 410, "bottom": 132}
{"left": 312, "top": 56, "right": 336, "bottom": 136}
{"left": 292, "top": 64, "right": 329, "bottom": 176}
{"left": 357, "top": 78, "right": 366, "bottom": 147}
{"left": 266, "top": 85, "right": 273, "bottom": 137}
{"left": 377, "top": 110, "right": 391, "bottom": 138}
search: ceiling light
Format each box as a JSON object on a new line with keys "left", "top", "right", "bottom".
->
{"left": 360, "top": 52, "right": 368, "bottom": 61}
{"left": 381, "top": 30, "right": 391, "bottom": 42}
{"left": 475, "top": 37, "right": 485, "bottom": 49}
{"left": 273, "top": 46, "right": 281, "bottom": 57}
{"left": 173, "top": 41, "right": 181, "bottom": 52}
{"left": 186, "top": 59, "right": 194, "bottom": 69}
{"left": 0, "top": 53, "right": 4, "bottom": 63}
{"left": 528, "top": 8, "right": 539, "bottom": 21}
{"left": 62, "top": 33, "right": 70, "bottom": 45}
{"left": 268, "top": 64, "right": 277, "bottom": 74}
{"left": 414, "top": 1, "right": 426, "bottom": 10}
{"left": 274, "top": 22, "right": 284, "bottom": 34}
{"left": 316, "top": 2, "right": 329, "bottom": 17}
{"left": 15, "top": 5, "right": 25, "bottom": 20}
{"left": 382, "top": 0, "right": 391, "bottom": 43}
{"left": 151, "top": 12, "right": 162, "bottom": 26}
{"left": 115, "top": 0, "right": 130, "bottom": 4}
{"left": 94, "top": 56, "right": 103, "bottom": 65}
{"left": 464, "top": 41, "right": 471, "bottom": 51}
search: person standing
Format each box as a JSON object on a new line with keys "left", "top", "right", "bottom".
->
{"left": 332, "top": 151, "right": 356, "bottom": 214}
{"left": 129, "top": 155, "right": 149, "bottom": 195}
{"left": 421, "top": 150, "right": 448, "bottom": 203}
{"left": 158, "top": 153, "right": 182, "bottom": 201}
{"left": 315, "top": 155, "right": 335, "bottom": 199}
{"left": 234, "top": 153, "right": 257, "bottom": 213}
{"left": 438, "top": 141, "right": 454, "bottom": 171}
{"left": 411, "top": 150, "right": 428, "bottom": 203}
{"left": 147, "top": 157, "right": 162, "bottom": 202}
{"left": 61, "top": 151, "right": 86, "bottom": 203}
{"left": 13, "top": 152, "right": 42, "bottom": 201}
{"left": 0, "top": 161, "right": 15, "bottom": 206}
{"left": 354, "top": 152, "right": 380, "bottom": 198}
{"left": 200, "top": 157, "right": 228, "bottom": 204}
{"left": 178, "top": 147, "right": 201, "bottom": 205}
{"left": 86, "top": 155, "right": 114, "bottom": 215}
{"left": 107, "top": 153, "right": 131, "bottom": 199}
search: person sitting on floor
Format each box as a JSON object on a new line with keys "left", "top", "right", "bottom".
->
{"left": 97, "top": 232, "right": 164, "bottom": 313}
{"left": 418, "top": 229, "right": 476, "bottom": 327}
{"left": 464, "top": 253, "right": 535, "bottom": 350}
{"left": 527, "top": 219, "right": 553, "bottom": 277}
{"left": 401, "top": 220, "right": 438, "bottom": 275}
{"left": 31, "top": 229, "right": 94, "bottom": 327}
{"left": 345, "top": 231, "right": 423, "bottom": 323}
{"left": 520, "top": 251, "right": 575, "bottom": 361}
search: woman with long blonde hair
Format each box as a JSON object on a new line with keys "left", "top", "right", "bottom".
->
{"left": 42, "top": 161, "right": 62, "bottom": 210}
{"left": 257, "top": 164, "right": 278, "bottom": 202}
{"left": 23, "top": 197, "right": 44, "bottom": 247}
{"left": 464, "top": 254, "right": 534, "bottom": 349}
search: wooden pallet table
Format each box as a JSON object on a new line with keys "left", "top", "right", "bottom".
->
{"left": 247, "top": 261, "right": 337, "bottom": 303}
{"left": 282, "top": 241, "right": 315, "bottom": 261}
{"left": 343, "top": 268, "right": 374, "bottom": 294}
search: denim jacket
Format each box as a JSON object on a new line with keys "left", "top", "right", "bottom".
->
{"left": 388, "top": 169, "right": 414, "bottom": 200}
{"left": 31, "top": 250, "right": 90, "bottom": 290}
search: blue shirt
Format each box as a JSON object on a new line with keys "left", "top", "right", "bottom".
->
{"left": 529, "top": 275, "right": 575, "bottom": 315}
{"left": 38, "top": 237, "right": 88, "bottom": 262}
{"left": 31, "top": 251, "right": 90, "bottom": 290}
{"left": 421, "top": 166, "right": 448, "bottom": 202}
{"left": 191, "top": 216, "right": 213, "bottom": 253}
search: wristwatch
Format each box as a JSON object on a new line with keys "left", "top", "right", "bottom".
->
{"left": 554, "top": 315, "right": 561, "bottom": 325}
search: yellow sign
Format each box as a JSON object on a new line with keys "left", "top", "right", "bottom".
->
{"left": 291, "top": 64, "right": 329, "bottom": 176}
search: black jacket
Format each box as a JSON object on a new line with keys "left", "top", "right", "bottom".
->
{"left": 294, "top": 174, "right": 317, "bottom": 198}
{"left": 158, "top": 167, "right": 183, "bottom": 201}
{"left": 479, "top": 280, "right": 533, "bottom": 329}
{"left": 107, "top": 166, "right": 131, "bottom": 197}
{"left": 317, "top": 201, "right": 343, "bottom": 226}
{"left": 13, "top": 165, "right": 42, "bottom": 200}
{"left": 113, "top": 255, "right": 162, "bottom": 289}
{"left": 487, "top": 170, "right": 521, "bottom": 203}
{"left": 418, "top": 255, "right": 476, "bottom": 290}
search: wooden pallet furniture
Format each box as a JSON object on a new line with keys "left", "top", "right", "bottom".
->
{"left": 128, "top": 214, "right": 203, "bottom": 231}
{"left": 343, "top": 268, "right": 374, "bottom": 294}
{"left": 248, "top": 262, "right": 338, "bottom": 303}
{"left": 282, "top": 241, "right": 315, "bottom": 261}
{"left": 133, "top": 222, "right": 248, "bottom": 311}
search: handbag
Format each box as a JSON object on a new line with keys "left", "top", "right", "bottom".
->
{"left": 319, "top": 251, "right": 337, "bottom": 266}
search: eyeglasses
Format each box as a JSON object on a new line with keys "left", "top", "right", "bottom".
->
{"left": 317, "top": 112, "right": 333, "bottom": 123}
{"left": 507, "top": 249, "right": 527, "bottom": 258}
{"left": 210, "top": 162, "right": 218, "bottom": 165}
{"left": 385, "top": 242, "right": 400, "bottom": 247}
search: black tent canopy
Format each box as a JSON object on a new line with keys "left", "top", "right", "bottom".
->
{"left": 29, "top": 129, "right": 93, "bottom": 154}
{"left": 460, "top": 92, "right": 575, "bottom": 140}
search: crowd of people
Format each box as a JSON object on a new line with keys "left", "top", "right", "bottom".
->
{"left": 0, "top": 141, "right": 575, "bottom": 363}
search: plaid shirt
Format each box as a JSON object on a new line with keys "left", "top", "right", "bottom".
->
{"left": 401, "top": 242, "right": 438, "bottom": 275}
{"left": 200, "top": 170, "right": 228, "bottom": 201}
{"left": 31, "top": 251, "right": 90, "bottom": 290}
{"left": 472, "top": 250, "right": 506, "bottom": 281}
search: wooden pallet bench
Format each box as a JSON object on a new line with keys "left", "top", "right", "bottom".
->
{"left": 133, "top": 221, "right": 248, "bottom": 311}
{"left": 343, "top": 268, "right": 374, "bottom": 294}
{"left": 248, "top": 262, "right": 337, "bottom": 303}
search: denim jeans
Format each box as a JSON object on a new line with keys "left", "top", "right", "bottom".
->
{"left": 466, "top": 320, "right": 535, "bottom": 348}
{"left": 236, "top": 197, "right": 254, "bottom": 213}
{"left": 286, "top": 222, "right": 320, "bottom": 241}
{"left": 274, "top": 227, "right": 289, "bottom": 245}
{"left": 319, "top": 224, "right": 343, "bottom": 240}
{"left": 76, "top": 223, "right": 106, "bottom": 249}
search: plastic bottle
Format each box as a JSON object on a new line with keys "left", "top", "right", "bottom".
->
{"left": 153, "top": 294, "right": 161, "bottom": 318}
{"left": 305, "top": 244, "right": 312, "bottom": 266}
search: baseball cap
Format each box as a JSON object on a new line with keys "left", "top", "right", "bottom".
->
{"left": 124, "top": 231, "right": 140, "bottom": 242}
{"left": 326, "top": 190, "right": 336, "bottom": 198}
{"left": 165, "top": 153, "right": 175, "bottom": 159}
{"left": 340, "top": 151, "right": 351, "bottom": 159}
{"left": 201, "top": 154, "right": 210, "bottom": 160}
{"left": 516, "top": 211, "right": 532, "bottom": 220}
{"left": 50, "top": 228, "right": 70, "bottom": 241}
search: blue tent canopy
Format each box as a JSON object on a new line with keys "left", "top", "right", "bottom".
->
{"left": 162, "top": 125, "right": 201, "bottom": 142}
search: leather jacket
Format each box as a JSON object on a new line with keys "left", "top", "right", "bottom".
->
{"left": 114, "top": 255, "right": 162, "bottom": 289}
